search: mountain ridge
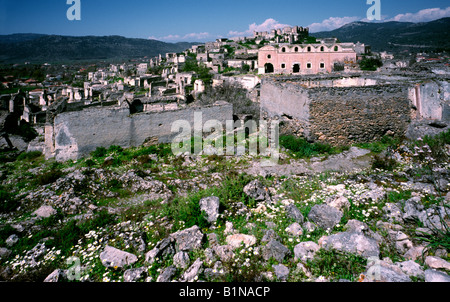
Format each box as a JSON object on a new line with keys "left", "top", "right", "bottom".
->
{"left": 313, "top": 17, "right": 450, "bottom": 53}
{"left": 0, "top": 34, "right": 200, "bottom": 64}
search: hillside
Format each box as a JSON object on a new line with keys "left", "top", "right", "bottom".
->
{"left": 0, "top": 130, "right": 449, "bottom": 284}
{"left": 0, "top": 35, "right": 198, "bottom": 64}
{"left": 313, "top": 17, "right": 450, "bottom": 53}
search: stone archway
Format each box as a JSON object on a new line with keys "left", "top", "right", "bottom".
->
{"left": 265, "top": 63, "right": 274, "bottom": 74}
{"left": 293, "top": 64, "right": 300, "bottom": 73}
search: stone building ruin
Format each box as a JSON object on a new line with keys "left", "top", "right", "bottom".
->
{"left": 260, "top": 73, "right": 450, "bottom": 146}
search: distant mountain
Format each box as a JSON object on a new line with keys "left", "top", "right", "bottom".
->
{"left": 0, "top": 34, "right": 199, "bottom": 63}
{"left": 313, "top": 17, "right": 450, "bottom": 53}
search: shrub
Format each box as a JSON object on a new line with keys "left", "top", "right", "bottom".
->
{"left": 17, "top": 151, "right": 42, "bottom": 161}
{"left": 35, "top": 169, "right": 63, "bottom": 186}
{"left": 91, "top": 147, "right": 108, "bottom": 158}
{"left": 164, "top": 192, "right": 210, "bottom": 230}
{"left": 280, "top": 135, "right": 335, "bottom": 158}
{"left": 359, "top": 56, "right": 383, "bottom": 71}
{"left": 0, "top": 189, "right": 19, "bottom": 213}
{"left": 372, "top": 153, "right": 398, "bottom": 171}
{"left": 305, "top": 249, "right": 367, "bottom": 281}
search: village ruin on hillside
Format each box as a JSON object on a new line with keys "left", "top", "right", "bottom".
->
{"left": 1, "top": 25, "right": 449, "bottom": 160}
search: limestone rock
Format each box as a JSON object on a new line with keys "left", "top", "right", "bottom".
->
{"left": 425, "top": 269, "right": 450, "bottom": 282}
{"left": 319, "top": 231, "right": 380, "bottom": 258}
{"left": 6, "top": 234, "right": 19, "bottom": 247}
{"left": 157, "top": 266, "right": 177, "bottom": 282}
{"left": 325, "top": 195, "right": 350, "bottom": 212}
{"left": 262, "top": 240, "right": 291, "bottom": 262}
{"left": 145, "top": 237, "right": 175, "bottom": 264}
{"left": 181, "top": 258, "right": 203, "bottom": 282}
{"left": 213, "top": 245, "right": 235, "bottom": 262}
{"left": 123, "top": 267, "right": 147, "bottom": 282}
{"left": 402, "top": 197, "right": 424, "bottom": 222}
{"left": 364, "top": 260, "right": 411, "bottom": 282}
{"left": 396, "top": 260, "right": 424, "bottom": 278}
{"left": 382, "top": 203, "right": 403, "bottom": 223}
{"left": 170, "top": 225, "right": 204, "bottom": 252}
{"left": 285, "top": 204, "right": 304, "bottom": 223}
{"left": 32, "top": 205, "right": 57, "bottom": 218}
{"left": 0, "top": 248, "right": 11, "bottom": 260}
{"left": 285, "top": 222, "right": 303, "bottom": 236}
{"left": 273, "top": 264, "right": 289, "bottom": 281}
{"left": 294, "top": 241, "right": 320, "bottom": 261}
{"left": 199, "top": 196, "right": 220, "bottom": 223}
{"left": 226, "top": 234, "right": 257, "bottom": 249}
{"left": 44, "top": 269, "right": 67, "bottom": 282}
{"left": 100, "top": 245, "right": 138, "bottom": 268}
{"left": 262, "top": 229, "right": 281, "bottom": 243}
{"left": 243, "top": 179, "right": 270, "bottom": 202}
{"left": 425, "top": 256, "right": 450, "bottom": 271}
{"left": 173, "top": 251, "right": 190, "bottom": 269}
{"left": 307, "top": 204, "right": 343, "bottom": 230}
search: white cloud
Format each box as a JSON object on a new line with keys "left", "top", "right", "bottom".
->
{"left": 388, "top": 7, "right": 450, "bottom": 22}
{"left": 228, "top": 18, "right": 291, "bottom": 37}
{"left": 148, "top": 32, "right": 210, "bottom": 42}
{"left": 308, "top": 16, "right": 360, "bottom": 32}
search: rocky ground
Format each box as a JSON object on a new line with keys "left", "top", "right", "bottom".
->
{"left": 0, "top": 133, "right": 449, "bottom": 283}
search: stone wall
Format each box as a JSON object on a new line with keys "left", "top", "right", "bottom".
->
{"left": 260, "top": 76, "right": 415, "bottom": 145}
{"left": 308, "top": 85, "right": 411, "bottom": 145}
{"left": 45, "top": 101, "right": 233, "bottom": 161}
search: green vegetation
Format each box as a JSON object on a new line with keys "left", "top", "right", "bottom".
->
{"left": 1, "top": 129, "right": 449, "bottom": 282}
{"left": 280, "top": 135, "right": 347, "bottom": 158}
{"left": 181, "top": 57, "right": 213, "bottom": 85}
{"left": 356, "top": 135, "right": 401, "bottom": 154}
{"left": 305, "top": 249, "right": 367, "bottom": 281}
{"left": 359, "top": 56, "right": 383, "bottom": 71}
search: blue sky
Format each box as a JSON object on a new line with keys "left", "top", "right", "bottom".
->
{"left": 0, "top": 0, "right": 449, "bottom": 42}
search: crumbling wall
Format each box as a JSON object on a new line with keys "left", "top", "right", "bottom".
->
{"left": 308, "top": 85, "right": 411, "bottom": 145}
{"left": 45, "top": 101, "right": 233, "bottom": 161}
{"left": 260, "top": 77, "right": 414, "bottom": 145}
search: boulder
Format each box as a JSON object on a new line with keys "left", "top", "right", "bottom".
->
{"left": 425, "top": 256, "right": 450, "bottom": 271}
{"left": 243, "top": 180, "right": 270, "bottom": 202}
{"left": 382, "top": 203, "right": 403, "bottom": 223}
{"left": 173, "top": 251, "right": 190, "bottom": 269}
{"left": 273, "top": 264, "right": 289, "bottom": 281}
{"left": 402, "top": 197, "right": 424, "bottom": 222}
{"left": 396, "top": 260, "right": 424, "bottom": 278}
{"left": 285, "top": 223, "right": 303, "bottom": 236}
{"left": 325, "top": 195, "right": 350, "bottom": 212}
{"left": 199, "top": 196, "right": 220, "bottom": 223}
{"left": 44, "top": 269, "right": 67, "bottom": 282}
{"left": 32, "top": 205, "right": 57, "bottom": 218}
{"left": 100, "top": 245, "right": 138, "bottom": 268}
{"left": 424, "top": 269, "right": 450, "bottom": 282}
{"left": 170, "top": 225, "right": 204, "bottom": 252}
{"left": 226, "top": 234, "right": 257, "bottom": 249}
{"left": 145, "top": 237, "right": 175, "bottom": 264}
{"left": 364, "top": 260, "right": 411, "bottom": 282}
{"left": 285, "top": 204, "right": 304, "bottom": 223}
{"left": 213, "top": 245, "right": 235, "bottom": 262}
{"left": 156, "top": 266, "right": 177, "bottom": 282}
{"left": 319, "top": 232, "right": 380, "bottom": 258}
{"left": 261, "top": 229, "right": 281, "bottom": 243}
{"left": 307, "top": 204, "right": 343, "bottom": 230}
{"left": 123, "top": 267, "right": 147, "bottom": 282}
{"left": 294, "top": 241, "right": 320, "bottom": 261}
{"left": 181, "top": 258, "right": 203, "bottom": 282}
{"left": 262, "top": 240, "right": 290, "bottom": 262}
{"left": 6, "top": 234, "right": 19, "bottom": 247}
{"left": 0, "top": 248, "right": 11, "bottom": 260}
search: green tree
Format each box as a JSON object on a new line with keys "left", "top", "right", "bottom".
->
{"left": 359, "top": 57, "right": 383, "bottom": 71}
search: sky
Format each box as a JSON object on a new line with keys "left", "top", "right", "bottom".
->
{"left": 0, "top": 0, "right": 449, "bottom": 42}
